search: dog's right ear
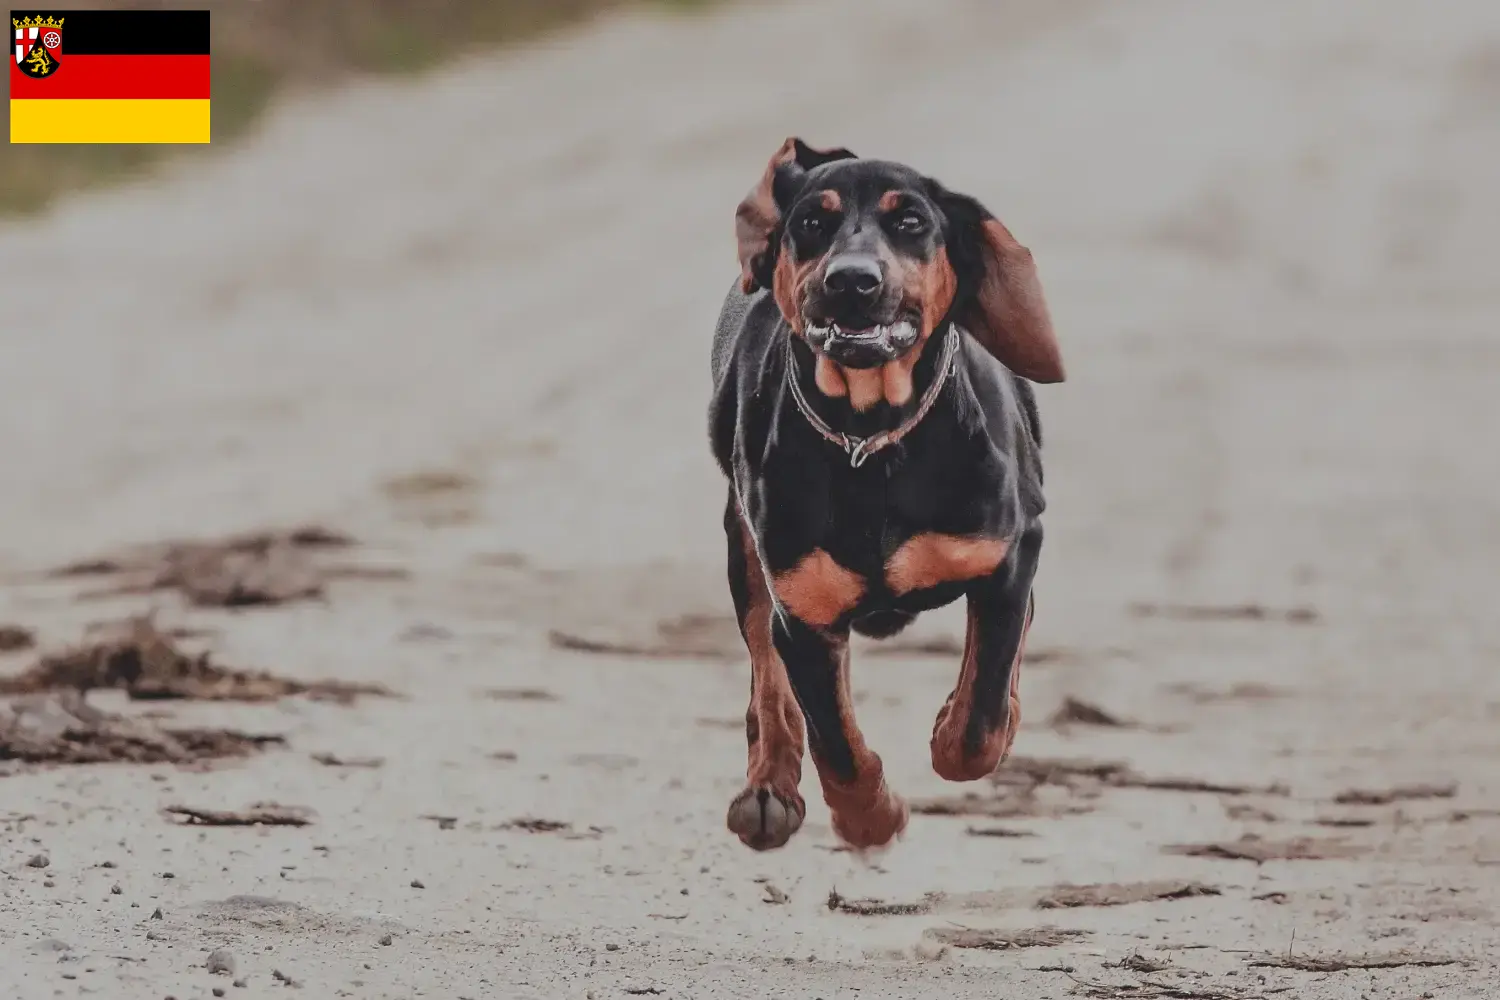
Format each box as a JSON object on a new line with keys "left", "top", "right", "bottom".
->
{"left": 735, "top": 137, "right": 856, "bottom": 293}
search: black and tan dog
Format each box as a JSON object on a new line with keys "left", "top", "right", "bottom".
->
{"left": 709, "top": 138, "right": 1065, "bottom": 851}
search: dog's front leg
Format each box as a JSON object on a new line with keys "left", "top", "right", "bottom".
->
{"left": 724, "top": 503, "right": 806, "bottom": 851}
{"left": 774, "top": 614, "right": 908, "bottom": 850}
{"left": 931, "top": 523, "right": 1042, "bottom": 782}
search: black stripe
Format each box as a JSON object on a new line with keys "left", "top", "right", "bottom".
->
{"left": 11, "top": 9, "right": 209, "bottom": 55}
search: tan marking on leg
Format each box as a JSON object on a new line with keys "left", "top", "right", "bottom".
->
{"left": 743, "top": 530, "right": 804, "bottom": 785}
{"left": 931, "top": 594, "right": 1031, "bottom": 782}
{"left": 886, "top": 533, "right": 1011, "bottom": 596}
{"left": 727, "top": 516, "right": 806, "bottom": 849}
{"left": 815, "top": 638, "right": 908, "bottom": 849}
{"left": 814, "top": 355, "right": 849, "bottom": 398}
{"left": 772, "top": 550, "right": 865, "bottom": 628}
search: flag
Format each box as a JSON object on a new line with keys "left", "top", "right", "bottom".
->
{"left": 10, "top": 9, "right": 210, "bottom": 143}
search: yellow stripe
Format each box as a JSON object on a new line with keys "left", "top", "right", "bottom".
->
{"left": 10, "top": 99, "right": 210, "bottom": 144}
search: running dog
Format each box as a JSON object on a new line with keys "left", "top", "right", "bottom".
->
{"left": 709, "top": 138, "right": 1064, "bottom": 850}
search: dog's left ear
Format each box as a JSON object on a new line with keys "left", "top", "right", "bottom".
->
{"left": 735, "top": 137, "right": 856, "bottom": 293}
{"left": 932, "top": 184, "right": 1065, "bottom": 384}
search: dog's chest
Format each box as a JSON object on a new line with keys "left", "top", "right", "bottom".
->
{"left": 756, "top": 431, "right": 1012, "bottom": 601}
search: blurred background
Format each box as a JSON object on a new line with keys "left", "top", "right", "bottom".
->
{"left": 3, "top": 1, "right": 1498, "bottom": 997}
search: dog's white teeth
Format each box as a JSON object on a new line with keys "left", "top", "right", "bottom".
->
{"left": 832, "top": 324, "right": 886, "bottom": 341}
{"left": 889, "top": 320, "right": 916, "bottom": 340}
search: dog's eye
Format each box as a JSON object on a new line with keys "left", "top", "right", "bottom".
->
{"left": 892, "top": 211, "right": 926, "bottom": 235}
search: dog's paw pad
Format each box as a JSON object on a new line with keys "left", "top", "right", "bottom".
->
{"left": 727, "top": 785, "right": 804, "bottom": 851}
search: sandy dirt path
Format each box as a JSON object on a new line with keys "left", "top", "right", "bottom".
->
{"left": 3, "top": 0, "right": 1500, "bottom": 996}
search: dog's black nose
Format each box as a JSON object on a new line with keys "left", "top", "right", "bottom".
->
{"left": 823, "top": 255, "right": 884, "bottom": 300}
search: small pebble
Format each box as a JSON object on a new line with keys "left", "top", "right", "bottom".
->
{"left": 100, "top": 861, "right": 116, "bottom": 869}
{"left": 43, "top": 880, "right": 55, "bottom": 888}
{"left": 111, "top": 883, "right": 122, "bottom": 895}
{"left": 410, "top": 879, "right": 425, "bottom": 889}
{"left": 606, "top": 943, "right": 620, "bottom": 952}
{"left": 206, "top": 948, "right": 236, "bottom": 975}
{"left": 379, "top": 934, "right": 393, "bottom": 947}
{"left": 232, "top": 980, "right": 247, "bottom": 989}
{"left": 151, "top": 908, "right": 163, "bottom": 919}
{"left": 213, "top": 990, "right": 226, "bottom": 998}
{"left": 161, "top": 872, "right": 175, "bottom": 879}
{"left": 26, "top": 853, "right": 49, "bottom": 868}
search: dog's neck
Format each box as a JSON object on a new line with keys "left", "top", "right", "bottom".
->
{"left": 784, "top": 326, "right": 958, "bottom": 460}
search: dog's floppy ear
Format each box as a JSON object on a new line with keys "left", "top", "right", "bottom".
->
{"left": 933, "top": 184, "right": 1065, "bottom": 384}
{"left": 735, "top": 137, "right": 856, "bottom": 293}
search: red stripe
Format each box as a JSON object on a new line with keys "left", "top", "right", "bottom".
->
{"left": 9, "top": 54, "right": 210, "bottom": 100}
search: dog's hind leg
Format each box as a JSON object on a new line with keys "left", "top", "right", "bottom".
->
{"left": 723, "top": 500, "right": 807, "bottom": 850}
{"left": 931, "top": 523, "right": 1042, "bottom": 782}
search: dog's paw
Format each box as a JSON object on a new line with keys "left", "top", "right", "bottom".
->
{"left": 727, "top": 785, "right": 805, "bottom": 851}
{"left": 930, "top": 739, "right": 1007, "bottom": 782}
{"left": 930, "top": 694, "right": 1018, "bottom": 782}
{"left": 830, "top": 789, "right": 909, "bottom": 851}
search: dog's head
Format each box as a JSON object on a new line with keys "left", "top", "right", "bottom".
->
{"left": 735, "top": 137, "right": 1064, "bottom": 383}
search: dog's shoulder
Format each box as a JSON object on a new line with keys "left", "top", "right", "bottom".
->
{"left": 712, "top": 280, "right": 782, "bottom": 386}
{"left": 955, "top": 331, "right": 1048, "bottom": 508}
{"left": 711, "top": 279, "right": 751, "bottom": 383}
{"left": 710, "top": 280, "right": 786, "bottom": 475}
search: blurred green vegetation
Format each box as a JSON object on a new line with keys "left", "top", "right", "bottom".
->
{"left": 2, "top": 0, "right": 714, "bottom": 216}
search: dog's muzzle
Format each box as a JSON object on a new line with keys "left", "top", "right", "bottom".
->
{"left": 805, "top": 320, "right": 920, "bottom": 367}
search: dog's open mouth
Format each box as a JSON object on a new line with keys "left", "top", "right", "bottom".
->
{"left": 804, "top": 319, "right": 920, "bottom": 367}
{"left": 806, "top": 320, "right": 915, "bottom": 343}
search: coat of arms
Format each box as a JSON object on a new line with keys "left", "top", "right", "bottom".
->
{"left": 13, "top": 14, "right": 64, "bottom": 78}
